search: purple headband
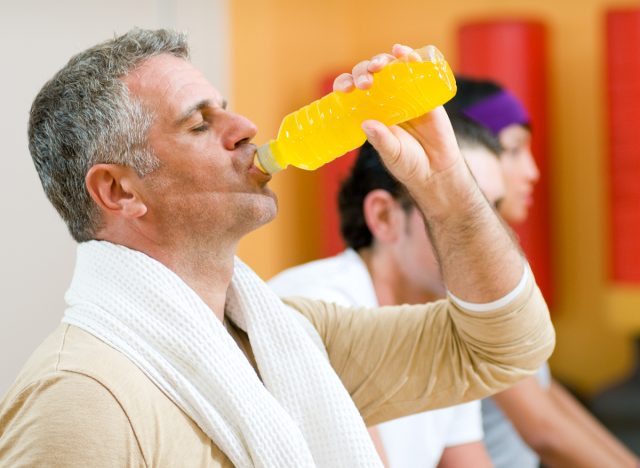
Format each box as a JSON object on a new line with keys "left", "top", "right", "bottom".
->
{"left": 461, "top": 90, "right": 529, "bottom": 136}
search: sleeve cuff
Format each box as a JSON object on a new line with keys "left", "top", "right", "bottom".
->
{"left": 447, "top": 260, "right": 530, "bottom": 312}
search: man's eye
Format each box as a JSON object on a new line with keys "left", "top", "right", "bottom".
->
{"left": 192, "top": 122, "right": 209, "bottom": 133}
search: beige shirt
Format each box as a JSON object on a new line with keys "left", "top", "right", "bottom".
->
{"left": 0, "top": 274, "right": 553, "bottom": 467}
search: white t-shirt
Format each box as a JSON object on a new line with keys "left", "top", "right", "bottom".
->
{"left": 269, "top": 249, "right": 484, "bottom": 468}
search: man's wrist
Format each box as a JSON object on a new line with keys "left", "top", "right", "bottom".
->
{"left": 410, "top": 156, "right": 485, "bottom": 224}
{"left": 448, "top": 260, "right": 529, "bottom": 312}
{"left": 413, "top": 154, "right": 523, "bottom": 303}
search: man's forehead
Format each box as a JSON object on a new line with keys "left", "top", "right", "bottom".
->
{"left": 123, "top": 53, "right": 224, "bottom": 108}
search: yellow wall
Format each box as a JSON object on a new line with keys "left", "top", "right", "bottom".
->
{"left": 230, "top": 0, "right": 638, "bottom": 394}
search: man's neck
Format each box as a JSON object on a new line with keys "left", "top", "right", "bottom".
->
{"left": 165, "top": 246, "right": 236, "bottom": 321}
{"left": 100, "top": 230, "right": 236, "bottom": 321}
{"left": 357, "top": 247, "right": 441, "bottom": 307}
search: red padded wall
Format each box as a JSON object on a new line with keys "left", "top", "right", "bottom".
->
{"left": 317, "top": 74, "right": 358, "bottom": 257}
{"left": 606, "top": 9, "right": 640, "bottom": 283}
{"left": 458, "top": 20, "right": 553, "bottom": 303}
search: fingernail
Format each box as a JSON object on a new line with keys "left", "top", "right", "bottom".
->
{"left": 356, "top": 75, "right": 369, "bottom": 88}
{"left": 336, "top": 75, "right": 350, "bottom": 88}
{"left": 408, "top": 51, "right": 422, "bottom": 62}
{"left": 362, "top": 123, "right": 375, "bottom": 139}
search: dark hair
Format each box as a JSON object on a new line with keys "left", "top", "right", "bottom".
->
{"left": 338, "top": 114, "right": 501, "bottom": 250}
{"left": 444, "top": 76, "right": 503, "bottom": 114}
{"left": 338, "top": 142, "right": 412, "bottom": 251}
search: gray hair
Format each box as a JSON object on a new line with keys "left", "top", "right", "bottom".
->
{"left": 28, "top": 28, "right": 190, "bottom": 242}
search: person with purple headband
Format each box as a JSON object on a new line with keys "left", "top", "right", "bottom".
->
{"left": 446, "top": 77, "right": 639, "bottom": 468}
{"left": 447, "top": 80, "right": 536, "bottom": 225}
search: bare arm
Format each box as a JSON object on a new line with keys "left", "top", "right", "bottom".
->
{"left": 367, "top": 426, "right": 390, "bottom": 467}
{"left": 438, "top": 442, "right": 493, "bottom": 468}
{"left": 494, "top": 375, "right": 638, "bottom": 467}
{"left": 438, "top": 401, "right": 492, "bottom": 468}
{"left": 548, "top": 379, "right": 639, "bottom": 467}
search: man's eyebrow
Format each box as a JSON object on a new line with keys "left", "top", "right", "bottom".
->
{"left": 174, "top": 99, "right": 228, "bottom": 126}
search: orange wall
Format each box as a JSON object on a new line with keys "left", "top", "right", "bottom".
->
{"left": 230, "top": 0, "right": 638, "bottom": 394}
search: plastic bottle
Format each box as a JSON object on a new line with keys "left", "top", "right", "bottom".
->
{"left": 254, "top": 45, "right": 457, "bottom": 174}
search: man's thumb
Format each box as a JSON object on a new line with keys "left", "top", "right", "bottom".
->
{"left": 362, "top": 120, "right": 400, "bottom": 163}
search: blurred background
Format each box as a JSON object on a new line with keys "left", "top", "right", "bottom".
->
{"left": 1, "top": 0, "right": 638, "bottom": 449}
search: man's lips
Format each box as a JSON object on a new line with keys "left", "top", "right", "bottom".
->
{"left": 249, "top": 161, "right": 272, "bottom": 182}
{"left": 245, "top": 148, "right": 272, "bottom": 182}
{"left": 234, "top": 143, "right": 272, "bottom": 182}
{"left": 240, "top": 143, "right": 258, "bottom": 170}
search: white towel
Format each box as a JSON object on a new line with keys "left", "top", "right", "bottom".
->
{"left": 63, "top": 240, "right": 381, "bottom": 467}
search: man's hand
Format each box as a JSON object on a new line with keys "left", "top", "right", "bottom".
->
{"left": 332, "top": 44, "right": 462, "bottom": 188}
{"left": 334, "top": 44, "right": 525, "bottom": 303}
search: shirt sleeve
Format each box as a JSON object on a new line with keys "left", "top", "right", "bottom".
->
{"left": 444, "top": 400, "right": 484, "bottom": 447}
{"left": 283, "top": 271, "right": 555, "bottom": 426}
{"left": 0, "top": 372, "right": 146, "bottom": 468}
{"left": 272, "top": 283, "right": 356, "bottom": 308}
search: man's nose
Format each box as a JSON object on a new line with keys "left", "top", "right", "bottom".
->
{"left": 221, "top": 112, "right": 258, "bottom": 150}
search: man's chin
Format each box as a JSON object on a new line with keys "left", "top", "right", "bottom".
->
{"left": 263, "top": 195, "right": 278, "bottom": 225}
{"left": 248, "top": 192, "right": 278, "bottom": 230}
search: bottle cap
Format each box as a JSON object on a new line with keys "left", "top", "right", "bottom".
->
{"left": 255, "top": 143, "right": 284, "bottom": 174}
{"left": 415, "top": 45, "right": 445, "bottom": 64}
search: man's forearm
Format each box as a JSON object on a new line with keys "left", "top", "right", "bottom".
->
{"left": 410, "top": 155, "right": 523, "bottom": 303}
{"left": 362, "top": 105, "right": 524, "bottom": 303}
{"left": 548, "top": 380, "right": 639, "bottom": 467}
{"left": 437, "top": 442, "right": 492, "bottom": 468}
{"left": 495, "top": 377, "right": 636, "bottom": 468}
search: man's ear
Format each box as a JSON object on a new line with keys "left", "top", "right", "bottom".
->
{"left": 362, "top": 189, "right": 405, "bottom": 244}
{"left": 85, "top": 164, "right": 147, "bottom": 219}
